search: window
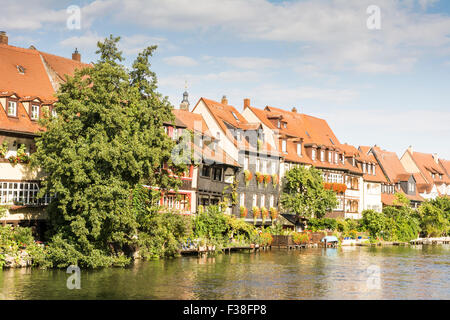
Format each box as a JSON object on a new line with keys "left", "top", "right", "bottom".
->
{"left": 199, "top": 135, "right": 203, "bottom": 148}
{"left": 362, "top": 163, "right": 366, "bottom": 173}
{"left": 262, "top": 160, "right": 267, "bottom": 174}
{"left": 440, "top": 174, "right": 443, "bottom": 180}
{"left": 312, "top": 149, "right": 316, "bottom": 161}
{"left": 7, "top": 101, "right": 17, "bottom": 117}
{"left": 277, "top": 120, "right": 281, "bottom": 128}
{"left": 213, "top": 167, "right": 222, "bottom": 181}
{"left": 342, "top": 154, "right": 345, "bottom": 165}
{"left": 172, "top": 128, "right": 178, "bottom": 140}
{"left": 231, "top": 111, "right": 239, "bottom": 121}
{"left": 297, "top": 143, "right": 302, "bottom": 157}
{"left": 256, "top": 159, "right": 260, "bottom": 172}
{"left": 260, "top": 194, "right": 265, "bottom": 208}
{"left": 270, "top": 195, "right": 274, "bottom": 208}
{"left": 244, "top": 157, "right": 249, "bottom": 170}
{"left": 31, "top": 104, "right": 39, "bottom": 120}
{"left": 52, "top": 107, "right": 57, "bottom": 118}
{"left": 240, "top": 193, "right": 245, "bottom": 206}
{"left": 282, "top": 140, "right": 287, "bottom": 153}
{"left": 373, "top": 165, "right": 376, "bottom": 175}
{"left": 0, "top": 182, "right": 52, "bottom": 205}
{"left": 201, "top": 166, "right": 211, "bottom": 177}
{"left": 253, "top": 194, "right": 257, "bottom": 207}
{"left": 320, "top": 150, "right": 325, "bottom": 162}
{"left": 335, "top": 153, "right": 338, "bottom": 164}
{"left": 330, "top": 138, "right": 335, "bottom": 145}
{"left": 236, "top": 131, "right": 241, "bottom": 141}
{"left": 271, "top": 161, "right": 277, "bottom": 175}
{"left": 283, "top": 122, "right": 287, "bottom": 128}
{"left": 328, "top": 151, "right": 332, "bottom": 163}
{"left": 431, "top": 173, "right": 435, "bottom": 179}
{"left": 408, "top": 182, "right": 415, "bottom": 193}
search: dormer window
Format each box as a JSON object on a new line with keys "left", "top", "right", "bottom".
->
{"left": 328, "top": 151, "right": 332, "bottom": 163}
{"left": 297, "top": 143, "right": 302, "bottom": 157}
{"left": 312, "top": 149, "right": 316, "bottom": 161}
{"left": 342, "top": 154, "right": 345, "bottom": 165}
{"left": 352, "top": 158, "right": 356, "bottom": 167}
{"left": 373, "top": 165, "right": 376, "bottom": 175}
{"left": 283, "top": 122, "right": 287, "bottom": 128}
{"left": 440, "top": 174, "right": 443, "bottom": 180}
{"left": 7, "top": 101, "right": 17, "bottom": 117}
{"left": 362, "top": 163, "right": 366, "bottom": 173}
{"left": 31, "top": 104, "right": 39, "bottom": 120}
{"left": 431, "top": 173, "right": 435, "bottom": 179}
{"left": 335, "top": 153, "right": 338, "bottom": 164}
{"left": 320, "top": 150, "right": 325, "bottom": 162}
{"left": 277, "top": 120, "right": 281, "bottom": 128}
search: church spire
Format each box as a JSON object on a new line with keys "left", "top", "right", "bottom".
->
{"left": 180, "top": 80, "right": 190, "bottom": 111}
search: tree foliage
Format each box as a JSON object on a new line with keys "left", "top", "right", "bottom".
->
{"left": 31, "top": 35, "right": 185, "bottom": 267}
{"left": 280, "top": 166, "right": 337, "bottom": 219}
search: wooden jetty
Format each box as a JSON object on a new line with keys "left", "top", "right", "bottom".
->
{"left": 410, "top": 237, "right": 450, "bottom": 245}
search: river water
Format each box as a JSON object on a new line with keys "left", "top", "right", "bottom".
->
{"left": 0, "top": 245, "right": 449, "bottom": 300}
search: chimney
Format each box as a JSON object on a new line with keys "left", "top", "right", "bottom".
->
{"left": 408, "top": 145, "right": 413, "bottom": 155}
{"left": 0, "top": 31, "right": 8, "bottom": 45}
{"left": 72, "top": 48, "right": 81, "bottom": 62}
{"left": 221, "top": 95, "right": 228, "bottom": 105}
{"left": 243, "top": 98, "right": 250, "bottom": 109}
{"left": 291, "top": 107, "right": 297, "bottom": 113}
{"left": 433, "top": 153, "right": 439, "bottom": 164}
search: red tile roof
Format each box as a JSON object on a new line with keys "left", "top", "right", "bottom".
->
{"left": 196, "top": 98, "right": 278, "bottom": 156}
{"left": 0, "top": 43, "right": 89, "bottom": 136}
{"left": 372, "top": 146, "right": 411, "bottom": 183}
{"left": 406, "top": 150, "right": 450, "bottom": 185}
{"left": 0, "top": 44, "right": 56, "bottom": 100}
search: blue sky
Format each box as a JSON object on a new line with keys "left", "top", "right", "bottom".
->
{"left": 2, "top": 0, "right": 450, "bottom": 158}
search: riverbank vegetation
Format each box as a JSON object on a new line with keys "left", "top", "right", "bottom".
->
{"left": 302, "top": 195, "right": 450, "bottom": 242}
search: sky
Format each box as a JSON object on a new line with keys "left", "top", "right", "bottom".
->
{"left": 1, "top": 0, "right": 450, "bottom": 159}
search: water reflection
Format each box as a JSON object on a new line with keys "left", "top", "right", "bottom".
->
{"left": 0, "top": 246, "right": 448, "bottom": 300}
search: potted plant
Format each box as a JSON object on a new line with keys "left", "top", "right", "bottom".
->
{"left": 261, "top": 207, "right": 268, "bottom": 224}
{"left": 272, "top": 173, "right": 279, "bottom": 186}
{"left": 263, "top": 174, "right": 271, "bottom": 187}
{"left": 252, "top": 206, "right": 260, "bottom": 225}
{"left": 256, "top": 172, "right": 264, "bottom": 186}
{"left": 244, "top": 170, "right": 253, "bottom": 186}
{"left": 0, "top": 142, "right": 8, "bottom": 158}
{"left": 240, "top": 206, "right": 248, "bottom": 218}
{"left": 270, "top": 207, "right": 278, "bottom": 220}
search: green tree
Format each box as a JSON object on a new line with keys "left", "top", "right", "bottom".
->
{"left": 280, "top": 166, "right": 337, "bottom": 219}
{"left": 418, "top": 201, "right": 449, "bottom": 237}
{"left": 393, "top": 193, "right": 410, "bottom": 207}
{"left": 360, "top": 209, "right": 386, "bottom": 239}
{"left": 31, "top": 35, "right": 185, "bottom": 267}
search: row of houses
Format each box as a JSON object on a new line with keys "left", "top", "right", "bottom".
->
{"left": 1, "top": 32, "right": 449, "bottom": 229}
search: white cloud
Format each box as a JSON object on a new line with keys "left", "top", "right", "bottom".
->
{"left": 59, "top": 31, "right": 102, "bottom": 51}
{"left": 163, "top": 56, "right": 198, "bottom": 67}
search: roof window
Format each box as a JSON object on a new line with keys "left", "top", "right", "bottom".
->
{"left": 17, "top": 65, "right": 25, "bottom": 74}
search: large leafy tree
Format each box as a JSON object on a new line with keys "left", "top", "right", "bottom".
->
{"left": 32, "top": 35, "right": 185, "bottom": 266}
{"left": 280, "top": 166, "right": 337, "bottom": 219}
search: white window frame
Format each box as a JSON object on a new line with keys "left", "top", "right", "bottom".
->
{"left": 252, "top": 194, "right": 257, "bottom": 207}
{"left": 312, "top": 149, "right": 316, "bottom": 161}
{"left": 244, "top": 157, "right": 249, "bottom": 170}
{"left": 282, "top": 140, "right": 287, "bottom": 153}
{"left": 260, "top": 194, "right": 265, "bottom": 208}
{"left": 328, "top": 151, "right": 332, "bottom": 163}
{"left": 320, "top": 150, "right": 325, "bottom": 162}
{"left": 270, "top": 195, "right": 274, "bottom": 208}
{"left": 240, "top": 193, "right": 245, "bottom": 206}
{"left": 256, "top": 158, "right": 260, "bottom": 172}
{"left": 7, "top": 101, "right": 17, "bottom": 117}
{"left": 297, "top": 143, "right": 302, "bottom": 157}
{"left": 31, "top": 104, "right": 39, "bottom": 120}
